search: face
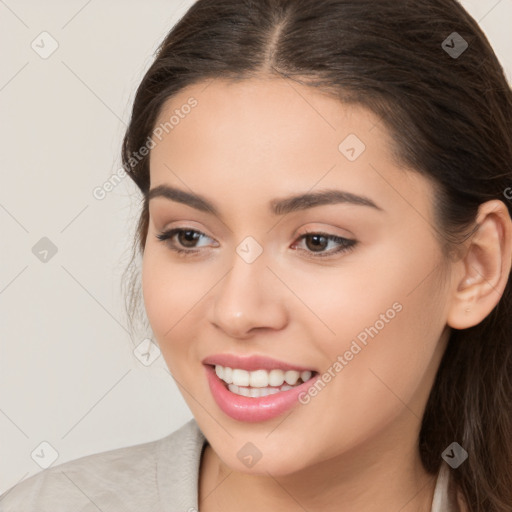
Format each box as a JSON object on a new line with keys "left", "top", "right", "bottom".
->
{"left": 142, "top": 77, "right": 452, "bottom": 476}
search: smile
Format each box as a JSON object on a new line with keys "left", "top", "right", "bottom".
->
{"left": 202, "top": 354, "right": 320, "bottom": 422}
{"left": 215, "top": 365, "right": 314, "bottom": 397}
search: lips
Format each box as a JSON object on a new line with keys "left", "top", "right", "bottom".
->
{"left": 202, "top": 353, "right": 316, "bottom": 372}
{"left": 202, "top": 353, "right": 320, "bottom": 422}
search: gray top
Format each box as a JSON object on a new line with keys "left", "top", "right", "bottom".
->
{"left": 0, "top": 418, "right": 462, "bottom": 511}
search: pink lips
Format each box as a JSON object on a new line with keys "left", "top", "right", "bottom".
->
{"left": 202, "top": 353, "right": 319, "bottom": 423}
{"left": 202, "top": 353, "right": 315, "bottom": 372}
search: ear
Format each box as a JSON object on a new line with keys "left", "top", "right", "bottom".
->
{"left": 447, "top": 199, "right": 512, "bottom": 330}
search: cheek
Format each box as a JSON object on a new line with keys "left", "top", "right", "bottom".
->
{"left": 141, "top": 248, "right": 221, "bottom": 366}
{"left": 321, "top": 293, "right": 445, "bottom": 450}
{"left": 300, "top": 240, "right": 447, "bottom": 413}
{"left": 142, "top": 251, "right": 170, "bottom": 336}
{"left": 284, "top": 236, "right": 442, "bottom": 345}
{"left": 141, "top": 253, "right": 191, "bottom": 377}
{"left": 141, "top": 250, "right": 196, "bottom": 345}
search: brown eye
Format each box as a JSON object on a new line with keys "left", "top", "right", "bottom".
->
{"left": 177, "top": 230, "right": 202, "bottom": 248}
{"left": 304, "top": 234, "right": 329, "bottom": 252}
{"left": 292, "top": 231, "right": 357, "bottom": 258}
{"left": 156, "top": 228, "right": 216, "bottom": 255}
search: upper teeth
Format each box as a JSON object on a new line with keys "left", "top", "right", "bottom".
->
{"left": 215, "top": 365, "right": 312, "bottom": 387}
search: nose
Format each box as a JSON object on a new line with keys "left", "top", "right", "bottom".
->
{"left": 208, "top": 250, "right": 289, "bottom": 339}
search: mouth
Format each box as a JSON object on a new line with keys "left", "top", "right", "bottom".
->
{"left": 203, "top": 359, "right": 320, "bottom": 422}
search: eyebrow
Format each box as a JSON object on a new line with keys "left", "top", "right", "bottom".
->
{"left": 147, "top": 185, "right": 383, "bottom": 216}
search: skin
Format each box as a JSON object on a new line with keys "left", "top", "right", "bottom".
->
{"left": 141, "top": 77, "right": 512, "bottom": 512}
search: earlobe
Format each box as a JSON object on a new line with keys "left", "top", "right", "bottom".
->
{"left": 447, "top": 200, "right": 512, "bottom": 330}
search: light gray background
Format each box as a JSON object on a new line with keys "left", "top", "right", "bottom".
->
{"left": 0, "top": 0, "right": 511, "bottom": 495}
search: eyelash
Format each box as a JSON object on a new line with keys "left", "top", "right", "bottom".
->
{"left": 155, "top": 228, "right": 357, "bottom": 259}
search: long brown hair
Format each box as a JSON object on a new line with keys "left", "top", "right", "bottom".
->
{"left": 121, "top": 1, "right": 512, "bottom": 509}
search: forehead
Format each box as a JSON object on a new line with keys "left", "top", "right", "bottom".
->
{"left": 148, "top": 77, "right": 435, "bottom": 222}
{"left": 151, "top": 77, "right": 385, "bottom": 156}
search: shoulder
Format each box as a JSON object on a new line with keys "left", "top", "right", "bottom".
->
{"left": 0, "top": 419, "right": 205, "bottom": 512}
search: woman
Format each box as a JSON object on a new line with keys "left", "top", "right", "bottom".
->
{"left": 2, "top": 0, "right": 511, "bottom": 510}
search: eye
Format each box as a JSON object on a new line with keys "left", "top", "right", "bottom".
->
{"left": 291, "top": 231, "right": 357, "bottom": 258}
{"left": 155, "top": 228, "right": 357, "bottom": 258}
{"left": 155, "top": 228, "right": 216, "bottom": 255}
